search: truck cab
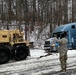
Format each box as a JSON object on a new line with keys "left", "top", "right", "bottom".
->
{"left": 44, "top": 22, "right": 76, "bottom": 52}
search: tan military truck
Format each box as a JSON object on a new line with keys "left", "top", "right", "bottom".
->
{"left": 0, "top": 29, "right": 30, "bottom": 64}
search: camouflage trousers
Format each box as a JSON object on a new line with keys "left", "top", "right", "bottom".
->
{"left": 59, "top": 53, "right": 67, "bottom": 71}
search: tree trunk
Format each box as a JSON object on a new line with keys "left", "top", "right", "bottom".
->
{"left": 24, "top": 0, "right": 28, "bottom": 40}
{"left": 63, "top": 0, "right": 68, "bottom": 24}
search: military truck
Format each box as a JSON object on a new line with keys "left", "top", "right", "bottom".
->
{"left": 0, "top": 29, "right": 30, "bottom": 64}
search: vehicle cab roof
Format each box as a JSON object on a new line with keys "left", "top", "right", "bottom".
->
{"left": 53, "top": 22, "right": 76, "bottom": 33}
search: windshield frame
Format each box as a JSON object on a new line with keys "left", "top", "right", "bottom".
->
{"left": 52, "top": 31, "right": 68, "bottom": 39}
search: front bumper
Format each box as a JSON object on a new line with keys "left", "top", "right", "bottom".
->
{"left": 44, "top": 46, "right": 57, "bottom": 52}
{"left": 44, "top": 46, "right": 50, "bottom": 50}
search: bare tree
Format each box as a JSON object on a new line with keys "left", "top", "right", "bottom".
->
{"left": 63, "top": 0, "right": 68, "bottom": 24}
{"left": 1, "top": 0, "right": 76, "bottom": 40}
{"left": 72, "top": 0, "right": 76, "bottom": 22}
{"left": 24, "top": 0, "right": 28, "bottom": 40}
{"left": 6, "top": 0, "right": 12, "bottom": 29}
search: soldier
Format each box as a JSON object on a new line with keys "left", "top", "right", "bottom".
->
{"left": 57, "top": 37, "right": 68, "bottom": 72}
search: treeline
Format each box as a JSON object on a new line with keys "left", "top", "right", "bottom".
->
{"left": 0, "top": 0, "right": 76, "bottom": 39}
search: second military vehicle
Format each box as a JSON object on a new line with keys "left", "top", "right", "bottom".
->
{"left": 0, "top": 29, "right": 30, "bottom": 64}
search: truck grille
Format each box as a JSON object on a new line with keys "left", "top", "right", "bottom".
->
{"left": 45, "top": 41, "right": 50, "bottom": 44}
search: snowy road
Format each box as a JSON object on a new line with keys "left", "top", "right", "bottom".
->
{"left": 0, "top": 49, "right": 76, "bottom": 75}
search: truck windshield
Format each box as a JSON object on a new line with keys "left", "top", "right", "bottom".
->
{"left": 52, "top": 31, "right": 67, "bottom": 39}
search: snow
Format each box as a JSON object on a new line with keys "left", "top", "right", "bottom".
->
{"left": 30, "top": 49, "right": 76, "bottom": 58}
{"left": 0, "top": 49, "right": 76, "bottom": 75}
{"left": 30, "top": 49, "right": 47, "bottom": 57}
{"left": 29, "top": 49, "right": 76, "bottom": 75}
{"left": 67, "top": 50, "right": 76, "bottom": 57}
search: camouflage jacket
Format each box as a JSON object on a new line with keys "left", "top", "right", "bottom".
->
{"left": 56, "top": 38, "right": 68, "bottom": 54}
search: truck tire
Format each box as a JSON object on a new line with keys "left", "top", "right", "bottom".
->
{"left": 0, "top": 46, "right": 11, "bottom": 64}
{"left": 15, "top": 45, "right": 28, "bottom": 61}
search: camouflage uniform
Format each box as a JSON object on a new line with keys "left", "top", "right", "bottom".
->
{"left": 57, "top": 38, "right": 68, "bottom": 72}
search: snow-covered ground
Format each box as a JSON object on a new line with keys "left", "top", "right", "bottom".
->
{"left": 30, "top": 49, "right": 76, "bottom": 58}
{"left": 0, "top": 49, "right": 76, "bottom": 75}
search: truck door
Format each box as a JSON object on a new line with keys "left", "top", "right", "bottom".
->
{"left": 70, "top": 25, "right": 76, "bottom": 49}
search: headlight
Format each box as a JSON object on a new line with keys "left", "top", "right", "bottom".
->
{"left": 52, "top": 44, "right": 55, "bottom": 46}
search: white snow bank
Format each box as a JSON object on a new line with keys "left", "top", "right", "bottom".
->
{"left": 30, "top": 49, "right": 76, "bottom": 59}
{"left": 68, "top": 50, "right": 76, "bottom": 57}
{"left": 30, "top": 49, "right": 76, "bottom": 60}
{"left": 30, "top": 49, "right": 47, "bottom": 57}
